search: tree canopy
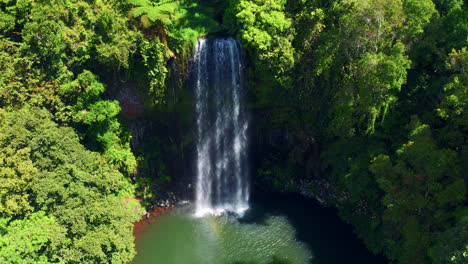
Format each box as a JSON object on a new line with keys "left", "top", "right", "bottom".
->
{"left": 0, "top": 108, "right": 137, "bottom": 263}
{"left": 0, "top": 0, "right": 466, "bottom": 263}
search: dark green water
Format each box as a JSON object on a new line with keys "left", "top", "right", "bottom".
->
{"left": 134, "top": 193, "right": 387, "bottom": 264}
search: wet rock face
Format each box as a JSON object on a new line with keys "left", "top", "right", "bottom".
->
{"left": 249, "top": 114, "right": 338, "bottom": 206}
{"left": 105, "top": 74, "right": 196, "bottom": 203}
{"left": 105, "top": 81, "right": 151, "bottom": 152}
{"left": 109, "top": 82, "right": 144, "bottom": 119}
{"left": 128, "top": 115, "right": 196, "bottom": 203}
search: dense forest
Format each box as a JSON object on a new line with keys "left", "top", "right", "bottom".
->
{"left": 0, "top": 0, "right": 466, "bottom": 263}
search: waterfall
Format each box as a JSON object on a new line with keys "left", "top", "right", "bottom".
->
{"left": 193, "top": 38, "right": 249, "bottom": 217}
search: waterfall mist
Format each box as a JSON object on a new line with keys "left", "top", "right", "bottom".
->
{"left": 193, "top": 37, "right": 249, "bottom": 217}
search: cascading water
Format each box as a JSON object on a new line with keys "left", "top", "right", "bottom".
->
{"left": 193, "top": 37, "right": 249, "bottom": 217}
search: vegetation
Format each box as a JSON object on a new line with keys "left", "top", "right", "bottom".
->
{"left": 237, "top": 1, "right": 467, "bottom": 264}
{"left": 0, "top": 0, "right": 199, "bottom": 262}
{"left": 0, "top": 0, "right": 466, "bottom": 263}
{"left": 0, "top": 108, "right": 137, "bottom": 263}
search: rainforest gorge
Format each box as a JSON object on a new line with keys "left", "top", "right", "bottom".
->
{"left": 0, "top": 0, "right": 467, "bottom": 263}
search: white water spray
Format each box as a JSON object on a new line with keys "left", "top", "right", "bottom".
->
{"left": 194, "top": 38, "right": 249, "bottom": 217}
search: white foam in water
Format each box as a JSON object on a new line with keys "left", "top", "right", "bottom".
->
{"left": 193, "top": 38, "right": 249, "bottom": 217}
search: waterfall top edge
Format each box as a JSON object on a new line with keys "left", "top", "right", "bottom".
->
{"left": 198, "top": 32, "right": 239, "bottom": 38}
{"left": 197, "top": 36, "right": 240, "bottom": 41}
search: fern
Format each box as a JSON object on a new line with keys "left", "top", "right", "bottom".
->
{"left": 130, "top": 0, "right": 180, "bottom": 27}
{"left": 129, "top": 0, "right": 221, "bottom": 52}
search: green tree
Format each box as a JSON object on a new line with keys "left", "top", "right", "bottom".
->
{"left": 437, "top": 48, "right": 468, "bottom": 132}
{"left": 370, "top": 117, "right": 466, "bottom": 263}
{"left": 233, "top": 0, "right": 295, "bottom": 86}
{"left": 0, "top": 212, "right": 66, "bottom": 264}
{"left": 139, "top": 38, "right": 169, "bottom": 105}
{"left": 0, "top": 107, "right": 137, "bottom": 263}
{"left": 0, "top": 37, "right": 60, "bottom": 109}
{"left": 128, "top": 0, "right": 220, "bottom": 51}
{"left": 129, "top": 0, "right": 181, "bottom": 29}
{"left": 352, "top": 42, "right": 411, "bottom": 133}
{"left": 59, "top": 71, "right": 137, "bottom": 175}
{"left": 402, "top": 0, "right": 438, "bottom": 43}
{"left": 432, "top": 0, "right": 463, "bottom": 14}
{"left": 2, "top": 0, "right": 139, "bottom": 78}
{"left": 0, "top": 144, "right": 36, "bottom": 216}
{"left": 431, "top": 217, "right": 468, "bottom": 264}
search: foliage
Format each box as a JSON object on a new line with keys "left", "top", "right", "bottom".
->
{"left": 231, "top": 0, "right": 295, "bottom": 87}
{"left": 430, "top": 217, "right": 468, "bottom": 264}
{"left": 16, "top": 0, "right": 138, "bottom": 74}
{"left": 0, "top": 0, "right": 467, "bottom": 263}
{"left": 0, "top": 211, "right": 66, "bottom": 264}
{"left": 59, "top": 71, "right": 137, "bottom": 175}
{"left": 127, "top": 199, "right": 146, "bottom": 216}
{"left": 247, "top": 0, "right": 467, "bottom": 263}
{"left": 129, "top": 0, "right": 182, "bottom": 28}
{"left": 0, "top": 107, "right": 138, "bottom": 263}
{"left": 402, "top": 0, "right": 438, "bottom": 43}
{"left": 0, "top": 0, "right": 138, "bottom": 176}
{"left": 139, "top": 38, "right": 169, "bottom": 105}
{"left": 350, "top": 42, "right": 411, "bottom": 134}
{"left": 258, "top": 154, "right": 296, "bottom": 191}
{"left": 128, "top": 0, "right": 220, "bottom": 51}
{"left": 370, "top": 117, "right": 465, "bottom": 263}
{"left": 0, "top": 37, "right": 59, "bottom": 109}
{"left": 437, "top": 48, "right": 468, "bottom": 131}
{"left": 0, "top": 0, "right": 226, "bottom": 263}
{"left": 126, "top": 0, "right": 221, "bottom": 106}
